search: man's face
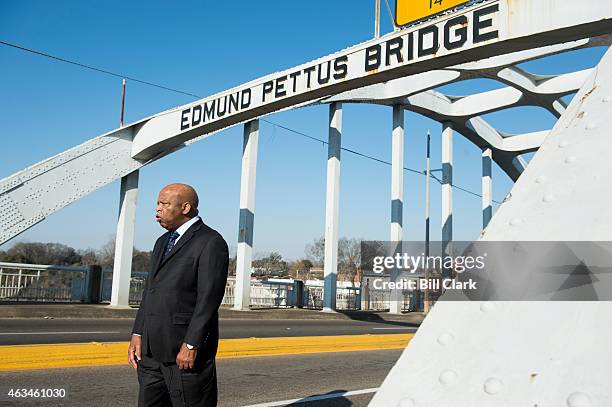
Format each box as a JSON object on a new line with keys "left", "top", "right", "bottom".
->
{"left": 155, "top": 188, "right": 186, "bottom": 230}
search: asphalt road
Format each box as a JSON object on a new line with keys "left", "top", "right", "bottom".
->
{"left": 0, "top": 318, "right": 418, "bottom": 345}
{"left": 0, "top": 349, "right": 402, "bottom": 406}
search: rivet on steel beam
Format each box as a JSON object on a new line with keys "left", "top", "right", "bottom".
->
{"left": 558, "top": 140, "right": 570, "bottom": 148}
{"left": 439, "top": 369, "right": 458, "bottom": 385}
{"left": 483, "top": 377, "right": 503, "bottom": 395}
{"left": 397, "top": 398, "right": 416, "bottom": 407}
{"left": 585, "top": 123, "right": 597, "bottom": 130}
{"left": 566, "top": 392, "right": 592, "bottom": 407}
{"left": 437, "top": 332, "right": 454, "bottom": 345}
{"left": 542, "top": 194, "right": 556, "bottom": 203}
{"left": 564, "top": 156, "right": 577, "bottom": 164}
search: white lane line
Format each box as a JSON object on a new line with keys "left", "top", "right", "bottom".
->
{"left": 0, "top": 331, "right": 121, "bottom": 335}
{"left": 242, "top": 387, "right": 379, "bottom": 407}
{"left": 372, "top": 327, "right": 415, "bottom": 330}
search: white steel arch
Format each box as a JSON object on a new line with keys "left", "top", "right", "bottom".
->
{"left": 322, "top": 36, "right": 608, "bottom": 181}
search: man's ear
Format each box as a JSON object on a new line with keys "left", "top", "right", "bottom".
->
{"left": 182, "top": 202, "right": 192, "bottom": 215}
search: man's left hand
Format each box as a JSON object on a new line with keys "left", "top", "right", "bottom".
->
{"left": 176, "top": 343, "right": 197, "bottom": 370}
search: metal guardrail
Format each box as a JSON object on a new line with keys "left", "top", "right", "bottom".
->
{"left": 220, "top": 279, "right": 360, "bottom": 310}
{"left": 99, "top": 269, "right": 148, "bottom": 305}
{"left": 0, "top": 262, "right": 89, "bottom": 302}
{"left": 250, "top": 281, "right": 293, "bottom": 308}
{"left": 0, "top": 262, "right": 415, "bottom": 311}
{"left": 303, "top": 285, "right": 360, "bottom": 310}
{"left": 364, "top": 288, "right": 422, "bottom": 312}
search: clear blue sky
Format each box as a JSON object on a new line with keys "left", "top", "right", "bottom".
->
{"left": 0, "top": 1, "right": 606, "bottom": 260}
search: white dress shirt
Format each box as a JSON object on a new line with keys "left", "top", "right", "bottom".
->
{"left": 173, "top": 215, "right": 201, "bottom": 244}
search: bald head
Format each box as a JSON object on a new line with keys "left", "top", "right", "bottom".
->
{"left": 162, "top": 183, "right": 199, "bottom": 210}
{"left": 155, "top": 183, "right": 200, "bottom": 230}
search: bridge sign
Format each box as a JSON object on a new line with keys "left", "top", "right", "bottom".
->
{"left": 396, "top": 0, "right": 470, "bottom": 27}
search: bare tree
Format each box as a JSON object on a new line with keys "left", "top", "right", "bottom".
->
{"left": 289, "top": 259, "right": 313, "bottom": 279}
{"left": 305, "top": 237, "right": 325, "bottom": 266}
{"left": 338, "top": 238, "right": 362, "bottom": 286}
{"left": 228, "top": 255, "right": 237, "bottom": 276}
{"left": 96, "top": 236, "right": 151, "bottom": 271}
{"left": 305, "top": 237, "right": 362, "bottom": 285}
{"left": 78, "top": 248, "right": 98, "bottom": 266}
{"left": 97, "top": 236, "right": 116, "bottom": 269}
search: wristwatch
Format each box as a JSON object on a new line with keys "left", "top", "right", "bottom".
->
{"left": 185, "top": 343, "right": 196, "bottom": 350}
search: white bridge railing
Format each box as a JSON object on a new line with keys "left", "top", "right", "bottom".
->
{"left": 220, "top": 278, "right": 362, "bottom": 310}
{"left": 0, "top": 262, "right": 90, "bottom": 302}
{"left": 0, "top": 262, "right": 419, "bottom": 311}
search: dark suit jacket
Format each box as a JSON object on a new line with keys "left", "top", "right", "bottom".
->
{"left": 132, "top": 218, "right": 229, "bottom": 363}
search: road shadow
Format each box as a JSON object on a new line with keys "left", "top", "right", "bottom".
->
{"left": 336, "top": 310, "right": 421, "bottom": 328}
{"left": 286, "top": 389, "right": 354, "bottom": 406}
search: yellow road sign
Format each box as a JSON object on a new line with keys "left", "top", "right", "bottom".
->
{"left": 396, "top": 0, "right": 471, "bottom": 27}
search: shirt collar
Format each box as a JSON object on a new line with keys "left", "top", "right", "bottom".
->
{"left": 173, "top": 216, "right": 200, "bottom": 242}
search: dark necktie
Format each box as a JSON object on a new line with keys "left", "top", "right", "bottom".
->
{"left": 162, "top": 231, "right": 179, "bottom": 261}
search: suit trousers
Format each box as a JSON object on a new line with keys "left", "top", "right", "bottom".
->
{"left": 137, "top": 352, "right": 217, "bottom": 407}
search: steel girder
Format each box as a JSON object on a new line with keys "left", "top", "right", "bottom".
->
{"left": 0, "top": 129, "right": 145, "bottom": 245}
{"left": 322, "top": 37, "right": 608, "bottom": 181}
{"left": 370, "top": 40, "right": 612, "bottom": 407}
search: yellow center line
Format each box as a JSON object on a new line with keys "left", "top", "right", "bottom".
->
{"left": 0, "top": 333, "right": 413, "bottom": 372}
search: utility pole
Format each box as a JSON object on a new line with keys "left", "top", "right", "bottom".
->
{"left": 120, "top": 79, "right": 126, "bottom": 127}
{"left": 425, "top": 130, "right": 431, "bottom": 259}
{"left": 424, "top": 130, "right": 432, "bottom": 313}
{"left": 375, "top": 0, "right": 381, "bottom": 38}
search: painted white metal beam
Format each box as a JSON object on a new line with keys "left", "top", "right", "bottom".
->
{"left": 234, "top": 120, "right": 259, "bottom": 311}
{"left": 370, "top": 41, "right": 612, "bottom": 407}
{"left": 389, "top": 105, "right": 404, "bottom": 314}
{"left": 110, "top": 170, "right": 139, "bottom": 308}
{"left": 323, "top": 102, "right": 342, "bottom": 312}
{"left": 321, "top": 37, "right": 600, "bottom": 182}
{"left": 441, "top": 122, "right": 453, "bottom": 275}
{"left": 390, "top": 105, "right": 404, "bottom": 243}
{"left": 482, "top": 147, "right": 493, "bottom": 229}
{"left": 0, "top": 129, "right": 142, "bottom": 246}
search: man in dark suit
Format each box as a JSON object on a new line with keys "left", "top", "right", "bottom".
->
{"left": 128, "top": 183, "right": 229, "bottom": 406}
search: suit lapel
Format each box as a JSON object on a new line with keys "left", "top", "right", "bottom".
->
{"left": 155, "top": 219, "right": 204, "bottom": 276}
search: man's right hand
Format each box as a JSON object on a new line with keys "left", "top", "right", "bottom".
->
{"left": 128, "top": 334, "right": 142, "bottom": 369}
